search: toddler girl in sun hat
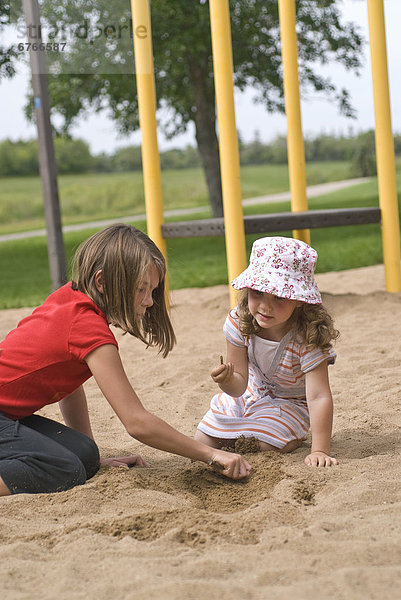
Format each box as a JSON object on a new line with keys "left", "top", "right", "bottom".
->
{"left": 195, "top": 236, "right": 339, "bottom": 467}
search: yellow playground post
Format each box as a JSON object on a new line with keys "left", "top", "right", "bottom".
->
{"left": 367, "top": 0, "right": 401, "bottom": 292}
{"left": 278, "top": 0, "right": 310, "bottom": 245}
{"left": 130, "top": 0, "right": 166, "bottom": 261}
{"left": 209, "top": 0, "right": 247, "bottom": 307}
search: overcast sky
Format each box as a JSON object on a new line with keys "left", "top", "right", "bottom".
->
{"left": 1, "top": 0, "right": 400, "bottom": 154}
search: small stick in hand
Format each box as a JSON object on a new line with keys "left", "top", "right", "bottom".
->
{"left": 220, "top": 355, "right": 224, "bottom": 365}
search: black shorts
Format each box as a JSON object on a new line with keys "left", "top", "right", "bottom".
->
{"left": 0, "top": 412, "right": 100, "bottom": 494}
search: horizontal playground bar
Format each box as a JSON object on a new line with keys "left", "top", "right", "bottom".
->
{"left": 161, "top": 207, "right": 381, "bottom": 238}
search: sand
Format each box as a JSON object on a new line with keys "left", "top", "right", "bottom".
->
{"left": 1, "top": 263, "right": 401, "bottom": 600}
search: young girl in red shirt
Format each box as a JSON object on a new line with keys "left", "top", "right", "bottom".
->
{"left": 0, "top": 224, "right": 251, "bottom": 495}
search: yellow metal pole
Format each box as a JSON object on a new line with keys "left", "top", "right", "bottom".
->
{"left": 367, "top": 0, "right": 401, "bottom": 292}
{"left": 278, "top": 0, "right": 310, "bottom": 245}
{"left": 209, "top": 0, "right": 247, "bottom": 307}
{"left": 131, "top": 0, "right": 166, "bottom": 261}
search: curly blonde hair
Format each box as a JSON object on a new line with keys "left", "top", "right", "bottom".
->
{"left": 236, "top": 289, "right": 339, "bottom": 351}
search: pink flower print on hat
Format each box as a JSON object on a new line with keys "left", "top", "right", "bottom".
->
{"left": 231, "top": 236, "right": 322, "bottom": 304}
{"left": 272, "top": 256, "right": 283, "bottom": 270}
{"left": 281, "top": 283, "right": 295, "bottom": 299}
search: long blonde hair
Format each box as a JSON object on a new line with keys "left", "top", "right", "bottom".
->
{"left": 71, "top": 224, "right": 176, "bottom": 357}
{"left": 236, "top": 289, "right": 339, "bottom": 351}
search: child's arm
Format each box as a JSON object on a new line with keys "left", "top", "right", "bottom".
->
{"left": 211, "top": 341, "right": 248, "bottom": 397}
{"left": 59, "top": 386, "right": 149, "bottom": 468}
{"left": 85, "top": 344, "right": 252, "bottom": 480}
{"left": 304, "top": 360, "right": 338, "bottom": 468}
{"left": 59, "top": 386, "right": 94, "bottom": 439}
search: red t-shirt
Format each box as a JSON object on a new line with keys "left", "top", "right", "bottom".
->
{"left": 0, "top": 283, "right": 118, "bottom": 420}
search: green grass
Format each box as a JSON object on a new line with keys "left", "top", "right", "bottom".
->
{"left": 0, "top": 161, "right": 353, "bottom": 235}
{"left": 0, "top": 229, "right": 100, "bottom": 309}
{"left": 0, "top": 161, "right": 399, "bottom": 309}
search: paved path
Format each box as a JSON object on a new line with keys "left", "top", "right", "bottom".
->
{"left": 0, "top": 177, "right": 369, "bottom": 243}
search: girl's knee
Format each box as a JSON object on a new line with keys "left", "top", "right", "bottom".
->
{"left": 77, "top": 436, "right": 100, "bottom": 480}
{"left": 61, "top": 455, "right": 88, "bottom": 490}
{"left": 259, "top": 440, "right": 278, "bottom": 452}
{"left": 42, "top": 452, "right": 89, "bottom": 493}
{"left": 280, "top": 438, "right": 304, "bottom": 453}
{"left": 258, "top": 438, "right": 304, "bottom": 454}
{"left": 194, "top": 430, "right": 222, "bottom": 449}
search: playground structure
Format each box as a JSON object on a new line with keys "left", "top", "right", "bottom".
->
{"left": 130, "top": 0, "right": 401, "bottom": 307}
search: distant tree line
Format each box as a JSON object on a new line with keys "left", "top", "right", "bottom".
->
{"left": 0, "top": 137, "right": 202, "bottom": 176}
{"left": 1, "top": 130, "right": 400, "bottom": 178}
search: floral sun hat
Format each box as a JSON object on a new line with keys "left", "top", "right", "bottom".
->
{"left": 231, "top": 236, "right": 322, "bottom": 304}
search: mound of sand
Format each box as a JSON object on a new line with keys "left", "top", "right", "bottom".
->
{"left": 1, "top": 263, "right": 401, "bottom": 600}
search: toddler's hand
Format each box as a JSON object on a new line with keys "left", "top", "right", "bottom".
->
{"left": 304, "top": 451, "right": 338, "bottom": 468}
{"left": 211, "top": 358, "right": 234, "bottom": 384}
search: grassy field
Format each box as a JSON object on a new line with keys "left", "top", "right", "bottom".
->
{"left": 0, "top": 160, "right": 399, "bottom": 310}
{"left": 0, "top": 161, "right": 353, "bottom": 235}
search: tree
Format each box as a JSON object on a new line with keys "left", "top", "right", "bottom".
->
{"left": 53, "top": 137, "right": 94, "bottom": 174}
{"left": 12, "top": 0, "right": 364, "bottom": 216}
{"left": 0, "top": 2, "right": 19, "bottom": 78}
{"left": 351, "top": 130, "right": 377, "bottom": 177}
{"left": 112, "top": 145, "right": 143, "bottom": 172}
{"left": 0, "top": 139, "right": 39, "bottom": 176}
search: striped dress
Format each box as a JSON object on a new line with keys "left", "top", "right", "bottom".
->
{"left": 197, "top": 310, "right": 336, "bottom": 449}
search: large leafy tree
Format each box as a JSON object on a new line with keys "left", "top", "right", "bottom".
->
{"left": 13, "top": 0, "right": 364, "bottom": 217}
{"left": 0, "top": 2, "right": 19, "bottom": 78}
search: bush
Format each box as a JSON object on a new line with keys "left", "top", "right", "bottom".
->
{"left": 54, "top": 137, "right": 94, "bottom": 174}
{"left": 350, "top": 131, "right": 377, "bottom": 177}
{"left": 0, "top": 139, "right": 39, "bottom": 176}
